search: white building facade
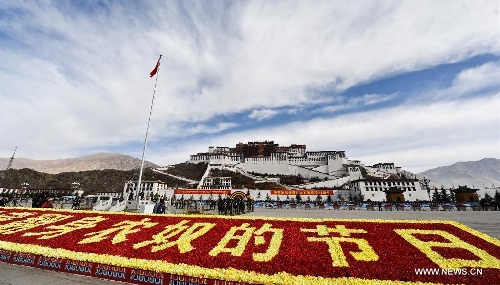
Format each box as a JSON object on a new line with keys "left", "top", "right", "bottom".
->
{"left": 350, "top": 178, "right": 430, "bottom": 201}
{"left": 123, "top": 180, "right": 169, "bottom": 201}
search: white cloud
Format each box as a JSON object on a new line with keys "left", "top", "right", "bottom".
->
{"left": 155, "top": 93, "right": 500, "bottom": 173}
{"left": 451, "top": 62, "right": 500, "bottom": 94}
{"left": 183, "top": 122, "right": 239, "bottom": 136}
{"left": 248, "top": 109, "right": 279, "bottom": 121}
{"left": 317, "top": 93, "right": 399, "bottom": 113}
{"left": 0, "top": 0, "right": 499, "bottom": 172}
{"left": 410, "top": 61, "right": 500, "bottom": 103}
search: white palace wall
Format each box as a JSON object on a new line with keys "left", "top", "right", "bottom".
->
{"left": 237, "top": 157, "right": 290, "bottom": 175}
{"left": 191, "top": 152, "right": 352, "bottom": 179}
{"left": 327, "top": 156, "right": 348, "bottom": 173}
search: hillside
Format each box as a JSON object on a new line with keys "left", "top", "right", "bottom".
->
{"left": 0, "top": 153, "right": 159, "bottom": 174}
{"left": 418, "top": 158, "right": 500, "bottom": 188}
{"left": 164, "top": 162, "right": 208, "bottom": 181}
{"left": 0, "top": 168, "right": 189, "bottom": 194}
{"left": 163, "top": 163, "right": 287, "bottom": 190}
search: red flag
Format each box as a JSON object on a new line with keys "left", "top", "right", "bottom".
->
{"left": 149, "top": 57, "right": 161, "bottom": 77}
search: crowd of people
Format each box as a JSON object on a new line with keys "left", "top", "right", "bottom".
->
{"left": 217, "top": 198, "right": 251, "bottom": 215}
{"left": 0, "top": 194, "right": 58, "bottom": 208}
{"left": 31, "top": 196, "right": 55, "bottom": 208}
{"left": 149, "top": 196, "right": 254, "bottom": 216}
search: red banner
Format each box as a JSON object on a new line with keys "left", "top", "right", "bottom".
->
{"left": 270, "top": 189, "right": 334, "bottom": 195}
{"left": 174, "top": 189, "right": 231, "bottom": 195}
{"left": 0, "top": 208, "right": 499, "bottom": 284}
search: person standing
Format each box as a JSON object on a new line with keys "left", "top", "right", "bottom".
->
{"left": 0, "top": 195, "right": 8, "bottom": 206}
{"left": 41, "top": 197, "right": 55, "bottom": 208}
{"left": 31, "top": 196, "right": 39, "bottom": 208}
{"left": 72, "top": 197, "right": 81, "bottom": 210}
{"left": 154, "top": 199, "right": 166, "bottom": 214}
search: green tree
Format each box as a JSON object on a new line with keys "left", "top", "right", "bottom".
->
{"left": 448, "top": 192, "right": 455, "bottom": 203}
{"left": 310, "top": 176, "right": 321, "bottom": 183}
{"left": 432, "top": 189, "right": 441, "bottom": 202}
{"left": 439, "top": 187, "right": 449, "bottom": 202}
{"left": 482, "top": 193, "right": 494, "bottom": 204}
{"left": 357, "top": 193, "right": 364, "bottom": 203}
{"left": 297, "top": 174, "right": 304, "bottom": 184}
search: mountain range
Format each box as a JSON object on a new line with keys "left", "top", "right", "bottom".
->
{"left": 1, "top": 153, "right": 499, "bottom": 189}
{"left": 0, "top": 153, "right": 159, "bottom": 174}
{"left": 417, "top": 158, "right": 500, "bottom": 189}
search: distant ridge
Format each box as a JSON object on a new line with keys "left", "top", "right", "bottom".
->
{"left": 418, "top": 158, "right": 500, "bottom": 188}
{"left": 0, "top": 153, "right": 159, "bottom": 174}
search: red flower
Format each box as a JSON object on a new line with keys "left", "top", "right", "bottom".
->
{"left": 0, "top": 208, "right": 498, "bottom": 284}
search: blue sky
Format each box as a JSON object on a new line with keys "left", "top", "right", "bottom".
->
{"left": 0, "top": 0, "right": 499, "bottom": 173}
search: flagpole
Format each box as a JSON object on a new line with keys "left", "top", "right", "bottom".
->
{"left": 136, "top": 54, "right": 162, "bottom": 211}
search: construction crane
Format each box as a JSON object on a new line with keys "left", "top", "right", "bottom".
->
{"left": 6, "top": 146, "right": 17, "bottom": 170}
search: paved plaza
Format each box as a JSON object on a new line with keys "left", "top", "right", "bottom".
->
{"left": 0, "top": 208, "right": 498, "bottom": 285}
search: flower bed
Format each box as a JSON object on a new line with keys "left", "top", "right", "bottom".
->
{"left": 0, "top": 207, "right": 499, "bottom": 284}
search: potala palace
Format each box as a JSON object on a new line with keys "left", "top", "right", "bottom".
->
{"left": 184, "top": 140, "right": 430, "bottom": 202}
